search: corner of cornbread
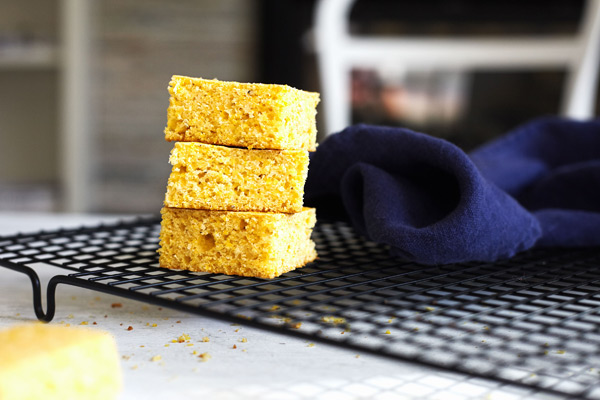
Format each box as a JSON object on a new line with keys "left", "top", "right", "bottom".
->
{"left": 0, "top": 323, "right": 122, "bottom": 400}
{"left": 158, "top": 207, "right": 317, "bottom": 279}
{"left": 164, "top": 75, "right": 320, "bottom": 151}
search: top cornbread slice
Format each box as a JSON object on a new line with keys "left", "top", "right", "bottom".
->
{"left": 165, "top": 75, "right": 320, "bottom": 150}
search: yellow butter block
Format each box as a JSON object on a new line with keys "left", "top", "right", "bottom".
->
{"left": 165, "top": 142, "right": 309, "bottom": 213}
{"left": 165, "top": 75, "right": 320, "bottom": 151}
{"left": 0, "top": 324, "right": 121, "bottom": 400}
{"left": 159, "top": 207, "right": 317, "bottom": 279}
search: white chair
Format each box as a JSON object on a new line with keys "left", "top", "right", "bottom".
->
{"left": 314, "top": 0, "right": 600, "bottom": 136}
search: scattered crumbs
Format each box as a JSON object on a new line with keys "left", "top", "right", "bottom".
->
{"left": 384, "top": 330, "right": 391, "bottom": 335}
{"left": 232, "top": 344, "right": 237, "bottom": 349}
{"left": 176, "top": 320, "right": 181, "bottom": 324}
{"left": 307, "top": 343, "right": 315, "bottom": 348}
{"left": 270, "top": 305, "right": 280, "bottom": 311}
{"left": 321, "top": 316, "right": 346, "bottom": 325}
{"left": 151, "top": 323, "right": 158, "bottom": 328}
{"left": 198, "top": 352, "right": 211, "bottom": 362}
{"left": 178, "top": 334, "right": 191, "bottom": 343}
{"left": 557, "top": 350, "right": 566, "bottom": 355}
{"left": 164, "top": 344, "right": 170, "bottom": 347}
{"left": 67, "top": 314, "right": 74, "bottom": 319}
{"left": 291, "top": 322, "right": 302, "bottom": 329}
{"left": 186, "top": 343, "right": 194, "bottom": 347}
{"left": 122, "top": 355, "right": 130, "bottom": 360}
{"left": 234, "top": 329, "right": 240, "bottom": 333}
{"left": 425, "top": 307, "right": 435, "bottom": 312}
{"left": 131, "top": 365, "right": 138, "bottom": 370}
{"left": 80, "top": 321, "right": 88, "bottom": 325}
{"left": 240, "top": 338, "right": 248, "bottom": 343}
{"left": 127, "top": 326, "right": 133, "bottom": 331}
{"left": 111, "top": 303, "right": 122, "bottom": 308}
{"left": 201, "top": 337, "right": 210, "bottom": 343}
{"left": 150, "top": 355, "right": 162, "bottom": 362}
{"left": 140, "top": 345, "right": 145, "bottom": 348}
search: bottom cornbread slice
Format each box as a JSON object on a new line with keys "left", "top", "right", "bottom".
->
{"left": 159, "top": 207, "right": 317, "bottom": 279}
{"left": 0, "top": 324, "right": 121, "bottom": 400}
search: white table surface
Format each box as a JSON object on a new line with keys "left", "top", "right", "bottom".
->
{"left": 0, "top": 212, "right": 563, "bottom": 400}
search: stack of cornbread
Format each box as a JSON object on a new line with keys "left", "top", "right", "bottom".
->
{"left": 159, "top": 76, "right": 320, "bottom": 279}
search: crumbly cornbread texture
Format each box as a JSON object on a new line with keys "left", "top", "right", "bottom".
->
{"left": 159, "top": 207, "right": 317, "bottom": 279}
{"left": 165, "top": 76, "right": 320, "bottom": 151}
{"left": 165, "top": 142, "right": 309, "bottom": 213}
{"left": 0, "top": 324, "right": 121, "bottom": 400}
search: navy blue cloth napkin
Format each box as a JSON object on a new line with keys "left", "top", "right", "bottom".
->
{"left": 305, "top": 117, "right": 600, "bottom": 264}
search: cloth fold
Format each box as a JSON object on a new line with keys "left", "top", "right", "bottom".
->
{"left": 305, "top": 117, "right": 600, "bottom": 264}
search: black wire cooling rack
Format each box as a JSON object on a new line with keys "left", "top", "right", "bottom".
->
{"left": 1, "top": 216, "right": 600, "bottom": 399}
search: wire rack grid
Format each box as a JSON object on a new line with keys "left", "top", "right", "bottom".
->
{"left": 1, "top": 217, "right": 600, "bottom": 399}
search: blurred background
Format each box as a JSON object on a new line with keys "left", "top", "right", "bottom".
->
{"left": 0, "top": 0, "right": 597, "bottom": 214}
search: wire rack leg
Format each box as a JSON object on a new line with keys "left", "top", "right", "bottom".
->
{"left": 0, "top": 262, "right": 57, "bottom": 322}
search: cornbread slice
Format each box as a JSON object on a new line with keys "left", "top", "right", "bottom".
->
{"left": 165, "top": 75, "right": 320, "bottom": 151}
{"left": 0, "top": 324, "right": 121, "bottom": 400}
{"left": 159, "top": 207, "right": 317, "bottom": 279}
{"left": 165, "top": 142, "right": 309, "bottom": 213}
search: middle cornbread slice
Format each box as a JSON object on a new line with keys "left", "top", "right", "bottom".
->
{"left": 165, "top": 141, "right": 309, "bottom": 213}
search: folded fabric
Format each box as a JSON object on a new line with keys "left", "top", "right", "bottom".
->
{"left": 305, "top": 117, "right": 600, "bottom": 264}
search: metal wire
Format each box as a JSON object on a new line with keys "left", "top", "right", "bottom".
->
{"left": 1, "top": 217, "right": 599, "bottom": 399}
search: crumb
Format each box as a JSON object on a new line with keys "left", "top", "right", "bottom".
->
{"left": 177, "top": 334, "right": 191, "bottom": 343}
{"left": 122, "top": 355, "right": 130, "bottom": 360}
{"left": 187, "top": 343, "right": 194, "bottom": 347}
{"left": 321, "top": 316, "right": 346, "bottom": 325}
{"left": 201, "top": 337, "right": 210, "bottom": 342}
{"left": 158, "top": 307, "right": 163, "bottom": 310}
{"left": 131, "top": 365, "right": 138, "bottom": 370}
{"left": 92, "top": 322, "right": 97, "bottom": 325}
{"left": 192, "top": 350, "right": 198, "bottom": 355}
{"left": 67, "top": 314, "right": 74, "bottom": 319}
{"left": 80, "top": 321, "right": 88, "bottom": 325}
{"left": 384, "top": 330, "right": 391, "bottom": 334}
{"left": 140, "top": 345, "right": 145, "bottom": 348}
{"left": 94, "top": 296, "right": 101, "bottom": 301}
{"left": 111, "top": 303, "right": 122, "bottom": 308}
{"left": 425, "top": 307, "right": 435, "bottom": 312}
{"left": 65, "top": 324, "right": 70, "bottom": 327}
{"left": 152, "top": 323, "right": 157, "bottom": 327}
{"left": 150, "top": 355, "right": 162, "bottom": 362}
{"left": 176, "top": 320, "right": 181, "bottom": 323}
{"left": 270, "top": 305, "right": 280, "bottom": 311}
{"left": 232, "top": 344, "right": 237, "bottom": 349}
{"left": 290, "top": 322, "right": 302, "bottom": 329}
{"left": 413, "top": 328, "right": 419, "bottom": 331}
{"left": 230, "top": 323, "right": 240, "bottom": 326}
{"left": 242, "top": 349, "right": 247, "bottom": 353}
{"left": 355, "top": 355, "right": 360, "bottom": 358}
{"left": 307, "top": 343, "right": 315, "bottom": 347}
{"left": 240, "top": 338, "right": 248, "bottom": 343}
{"left": 171, "top": 339, "right": 177, "bottom": 343}
{"left": 557, "top": 350, "right": 566, "bottom": 354}
{"left": 164, "top": 344, "right": 170, "bottom": 347}
{"left": 142, "top": 305, "right": 149, "bottom": 310}
{"left": 71, "top": 296, "right": 76, "bottom": 300}
{"left": 59, "top": 321, "right": 64, "bottom": 324}
{"left": 163, "top": 317, "right": 169, "bottom": 320}
{"left": 120, "top": 323, "right": 123, "bottom": 326}
{"left": 198, "top": 353, "right": 211, "bottom": 362}
{"left": 235, "top": 329, "right": 240, "bottom": 333}
{"left": 104, "top": 315, "right": 107, "bottom": 318}
{"left": 127, "top": 326, "right": 133, "bottom": 331}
